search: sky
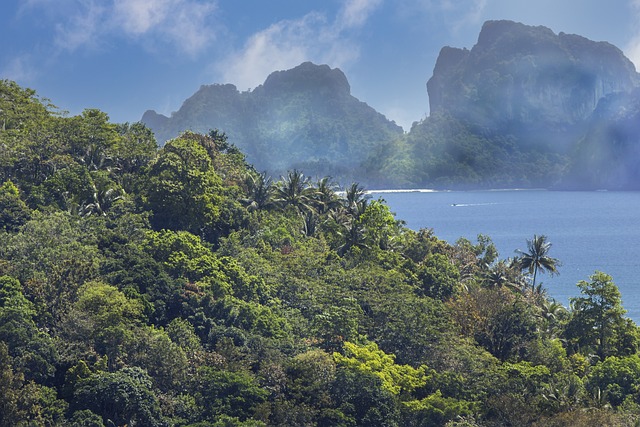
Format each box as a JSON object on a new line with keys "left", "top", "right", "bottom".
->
{"left": 2, "top": 0, "right": 640, "bottom": 131}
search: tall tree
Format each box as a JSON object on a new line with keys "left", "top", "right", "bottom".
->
{"left": 145, "top": 135, "right": 224, "bottom": 240}
{"left": 343, "top": 182, "right": 368, "bottom": 218}
{"left": 273, "top": 169, "right": 317, "bottom": 214}
{"left": 565, "top": 271, "right": 639, "bottom": 359}
{"left": 516, "top": 234, "right": 559, "bottom": 289}
{"left": 242, "top": 171, "right": 274, "bottom": 212}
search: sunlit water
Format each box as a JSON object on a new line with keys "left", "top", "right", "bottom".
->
{"left": 371, "top": 190, "right": 640, "bottom": 322}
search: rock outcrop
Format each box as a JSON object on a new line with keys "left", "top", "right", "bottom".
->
{"left": 426, "top": 20, "right": 639, "bottom": 151}
{"left": 564, "top": 88, "right": 640, "bottom": 189}
{"left": 141, "top": 22, "right": 640, "bottom": 189}
{"left": 142, "top": 62, "right": 403, "bottom": 183}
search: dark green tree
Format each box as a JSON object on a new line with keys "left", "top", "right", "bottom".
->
{"left": 72, "top": 367, "right": 167, "bottom": 427}
{"left": 587, "top": 354, "right": 640, "bottom": 406}
{"left": 516, "top": 234, "right": 559, "bottom": 289}
{"left": 0, "top": 180, "right": 30, "bottom": 232}
{"left": 145, "top": 134, "right": 224, "bottom": 241}
{"left": 273, "top": 169, "right": 317, "bottom": 214}
{"left": 194, "top": 367, "right": 268, "bottom": 422}
{"left": 0, "top": 341, "right": 22, "bottom": 426}
{"left": 242, "top": 171, "right": 274, "bottom": 211}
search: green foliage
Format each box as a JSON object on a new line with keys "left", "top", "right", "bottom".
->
{"left": 0, "top": 276, "right": 56, "bottom": 382}
{"left": 403, "top": 390, "right": 476, "bottom": 426}
{"left": 194, "top": 367, "right": 268, "bottom": 422}
{"left": 417, "top": 253, "right": 460, "bottom": 300}
{"left": 0, "top": 212, "right": 103, "bottom": 326}
{"left": 72, "top": 367, "right": 167, "bottom": 427}
{"left": 145, "top": 134, "right": 224, "bottom": 239}
{"left": 449, "top": 287, "right": 538, "bottom": 361}
{"left": 70, "top": 409, "right": 106, "bottom": 427}
{"left": 587, "top": 355, "right": 640, "bottom": 406}
{"left": 0, "top": 181, "right": 30, "bottom": 232}
{"left": 332, "top": 367, "right": 401, "bottom": 426}
{"left": 334, "top": 341, "right": 429, "bottom": 396}
{"left": 0, "top": 341, "right": 22, "bottom": 426}
{"left": 565, "top": 271, "right": 639, "bottom": 359}
{"left": 1, "top": 79, "right": 640, "bottom": 426}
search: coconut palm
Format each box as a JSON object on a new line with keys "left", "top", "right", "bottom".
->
{"left": 343, "top": 182, "right": 369, "bottom": 218}
{"left": 242, "top": 171, "right": 274, "bottom": 211}
{"left": 273, "top": 169, "right": 317, "bottom": 214}
{"left": 539, "top": 299, "right": 568, "bottom": 339}
{"left": 81, "top": 185, "right": 123, "bottom": 216}
{"left": 483, "top": 258, "right": 527, "bottom": 292}
{"left": 313, "top": 176, "right": 341, "bottom": 214}
{"left": 516, "top": 234, "right": 560, "bottom": 290}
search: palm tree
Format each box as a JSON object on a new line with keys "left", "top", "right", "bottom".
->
{"left": 81, "top": 185, "right": 123, "bottom": 216}
{"left": 343, "top": 182, "right": 369, "bottom": 218}
{"left": 516, "top": 234, "right": 560, "bottom": 290}
{"left": 313, "top": 176, "right": 341, "bottom": 214}
{"left": 336, "top": 217, "right": 369, "bottom": 256}
{"left": 274, "top": 169, "right": 317, "bottom": 214}
{"left": 539, "top": 299, "right": 568, "bottom": 339}
{"left": 242, "top": 171, "right": 274, "bottom": 211}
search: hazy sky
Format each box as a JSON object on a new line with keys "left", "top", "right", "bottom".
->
{"left": 2, "top": 0, "right": 639, "bottom": 130}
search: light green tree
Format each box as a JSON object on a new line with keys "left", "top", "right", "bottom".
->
{"left": 334, "top": 341, "right": 429, "bottom": 396}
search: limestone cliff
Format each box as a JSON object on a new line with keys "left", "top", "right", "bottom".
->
{"left": 426, "top": 20, "right": 639, "bottom": 151}
{"left": 142, "top": 62, "right": 403, "bottom": 183}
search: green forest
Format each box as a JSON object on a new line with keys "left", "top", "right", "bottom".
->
{"left": 3, "top": 78, "right": 640, "bottom": 426}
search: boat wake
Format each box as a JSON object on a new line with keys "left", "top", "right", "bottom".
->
{"left": 451, "top": 202, "right": 502, "bottom": 207}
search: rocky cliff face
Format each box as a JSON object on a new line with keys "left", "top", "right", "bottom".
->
{"left": 427, "top": 20, "right": 639, "bottom": 150}
{"left": 142, "top": 62, "right": 403, "bottom": 183}
{"left": 141, "top": 23, "right": 640, "bottom": 189}
{"left": 564, "top": 88, "right": 640, "bottom": 189}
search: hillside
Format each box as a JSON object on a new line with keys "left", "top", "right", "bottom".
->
{"left": 142, "top": 62, "right": 404, "bottom": 183}
{"left": 142, "top": 22, "right": 640, "bottom": 190}
{"left": 4, "top": 78, "right": 640, "bottom": 425}
{"left": 380, "top": 20, "right": 640, "bottom": 188}
{"left": 563, "top": 88, "right": 640, "bottom": 189}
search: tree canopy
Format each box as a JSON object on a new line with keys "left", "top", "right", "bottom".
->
{"left": 1, "top": 79, "right": 640, "bottom": 426}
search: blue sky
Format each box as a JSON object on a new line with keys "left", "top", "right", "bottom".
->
{"left": 2, "top": 0, "right": 639, "bottom": 131}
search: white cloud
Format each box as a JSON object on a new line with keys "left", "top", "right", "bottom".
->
{"left": 399, "top": 0, "right": 487, "bottom": 34}
{"left": 161, "top": 1, "right": 217, "bottom": 56}
{"left": 25, "top": 0, "right": 218, "bottom": 55}
{"left": 2, "top": 54, "right": 39, "bottom": 84}
{"left": 451, "top": 0, "right": 487, "bottom": 33}
{"left": 54, "top": 0, "right": 105, "bottom": 51}
{"left": 337, "top": 0, "right": 383, "bottom": 30}
{"left": 113, "top": 0, "right": 171, "bottom": 35}
{"left": 217, "top": 0, "right": 383, "bottom": 91}
{"left": 217, "top": 13, "right": 325, "bottom": 91}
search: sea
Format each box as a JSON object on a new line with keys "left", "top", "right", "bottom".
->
{"left": 369, "top": 189, "right": 640, "bottom": 322}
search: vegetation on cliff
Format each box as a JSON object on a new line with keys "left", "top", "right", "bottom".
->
{"left": 142, "top": 22, "right": 640, "bottom": 190}
{"left": 3, "top": 79, "right": 640, "bottom": 426}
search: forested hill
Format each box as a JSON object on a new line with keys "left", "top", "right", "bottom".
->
{"left": 142, "top": 62, "right": 404, "bottom": 184}
{"left": 379, "top": 20, "right": 640, "bottom": 189}
{"left": 4, "top": 78, "right": 640, "bottom": 426}
{"left": 143, "top": 21, "right": 640, "bottom": 190}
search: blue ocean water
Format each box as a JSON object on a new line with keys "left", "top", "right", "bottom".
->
{"left": 371, "top": 190, "right": 640, "bottom": 322}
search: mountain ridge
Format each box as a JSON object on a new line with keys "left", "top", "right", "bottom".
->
{"left": 142, "top": 21, "right": 640, "bottom": 189}
{"left": 142, "top": 62, "right": 403, "bottom": 183}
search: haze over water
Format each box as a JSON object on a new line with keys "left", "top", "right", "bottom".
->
{"left": 373, "top": 190, "right": 640, "bottom": 322}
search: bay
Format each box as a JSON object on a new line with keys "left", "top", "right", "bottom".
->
{"left": 371, "top": 190, "right": 640, "bottom": 322}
